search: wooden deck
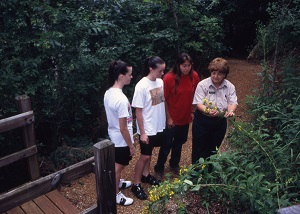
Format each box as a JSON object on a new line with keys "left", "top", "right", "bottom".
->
{"left": 1, "top": 190, "right": 79, "bottom": 214}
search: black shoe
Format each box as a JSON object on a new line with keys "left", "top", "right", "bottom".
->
{"left": 170, "top": 165, "right": 180, "bottom": 175}
{"left": 131, "top": 184, "right": 147, "bottom": 200}
{"left": 141, "top": 174, "right": 160, "bottom": 185}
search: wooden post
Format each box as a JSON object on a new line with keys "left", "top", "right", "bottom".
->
{"left": 15, "top": 95, "right": 40, "bottom": 180}
{"left": 93, "top": 139, "right": 116, "bottom": 214}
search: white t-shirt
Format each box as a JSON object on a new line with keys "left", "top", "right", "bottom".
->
{"left": 104, "top": 88, "right": 133, "bottom": 147}
{"left": 132, "top": 77, "right": 166, "bottom": 136}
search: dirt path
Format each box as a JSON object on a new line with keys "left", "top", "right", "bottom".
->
{"left": 58, "top": 58, "right": 262, "bottom": 213}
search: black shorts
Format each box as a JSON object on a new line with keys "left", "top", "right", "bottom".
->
{"left": 140, "top": 130, "right": 166, "bottom": 156}
{"left": 115, "top": 146, "right": 132, "bottom": 165}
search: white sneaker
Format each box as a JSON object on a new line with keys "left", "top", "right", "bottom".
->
{"left": 116, "top": 191, "right": 133, "bottom": 206}
{"left": 119, "top": 179, "right": 132, "bottom": 189}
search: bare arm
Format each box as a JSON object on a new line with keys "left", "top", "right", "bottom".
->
{"left": 135, "top": 108, "right": 149, "bottom": 144}
{"left": 119, "top": 117, "right": 136, "bottom": 155}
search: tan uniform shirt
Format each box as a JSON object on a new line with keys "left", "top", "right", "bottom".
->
{"left": 193, "top": 77, "right": 238, "bottom": 112}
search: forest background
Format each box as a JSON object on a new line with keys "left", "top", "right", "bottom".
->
{"left": 0, "top": 0, "right": 299, "bottom": 212}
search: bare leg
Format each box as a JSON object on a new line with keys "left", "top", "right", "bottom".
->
{"left": 115, "top": 163, "right": 125, "bottom": 193}
{"left": 133, "top": 154, "right": 151, "bottom": 184}
{"left": 142, "top": 155, "right": 151, "bottom": 177}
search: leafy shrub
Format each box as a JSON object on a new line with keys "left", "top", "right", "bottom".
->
{"left": 144, "top": 150, "right": 284, "bottom": 213}
{"left": 0, "top": 0, "right": 227, "bottom": 160}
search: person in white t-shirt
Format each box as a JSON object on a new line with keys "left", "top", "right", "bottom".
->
{"left": 104, "top": 60, "right": 136, "bottom": 206}
{"left": 131, "top": 56, "right": 166, "bottom": 200}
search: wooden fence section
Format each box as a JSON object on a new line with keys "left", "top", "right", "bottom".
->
{"left": 0, "top": 156, "right": 94, "bottom": 212}
{"left": 0, "top": 140, "right": 117, "bottom": 214}
{"left": 0, "top": 95, "right": 39, "bottom": 180}
{"left": 1, "top": 190, "right": 79, "bottom": 214}
{"left": 1, "top": 140, "right": 116, "bottom": 214}
{"left": 1, "top": 95, "right": 117, "bottom": 214}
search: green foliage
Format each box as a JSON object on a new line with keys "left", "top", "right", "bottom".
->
{"left": 143, "top": 177, "right": 185, "bottom": 213}
{"left": 0, "top": 0, "right": 298, "bottom": 209}
{"left": 144, "top": 2, "right": 300, "bottom": 210}
{"left": 267, "top": 0, "right": 300, "bottom": 52}
{"left": 1, "top": 0, "right": 110, "bottom": 149}
{"left": 145, "top": 113, "right": 299, "bottom": 213}
{"left": 48, "top": 144, "right": 93, "bottom": 171}
{"left": 145, "top": 149, "right": 290, "bottom": 213}
{"left": 0, "top": 0, "right": 227, "bottom": 159}
{"left": 186, "top": 153, "right": 281, "bottom": 213}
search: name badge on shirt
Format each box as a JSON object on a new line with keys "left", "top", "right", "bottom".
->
{"left": 209, "top": 91, "right": 215, "bottom": 94}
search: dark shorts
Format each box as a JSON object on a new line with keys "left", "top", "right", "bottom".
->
{"left": 139, "top": 130, "right": 166, "bottom": 156}
{"left": 115, "top": 146, "right": 132, "bottom": 165}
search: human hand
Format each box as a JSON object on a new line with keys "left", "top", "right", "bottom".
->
{"left": 167, "top": 118, "right": 174, "bottom": 129}
{"left": 191, "top": 112, "right": 194, "bottom": 121}
{"left": 225, "top": 110, "right": 235, "bottom": 118}
{"left": 140, "top": 133, "right": 149, "bottom": 144}
{"left": 209, "top": 109, "right": 219, "bottom": 117}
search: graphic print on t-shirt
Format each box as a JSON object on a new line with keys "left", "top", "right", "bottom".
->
{"left": 149, "top": 87, "right": 164, "bottom": 106}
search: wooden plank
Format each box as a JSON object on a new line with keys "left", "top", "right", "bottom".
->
{"left": 46, "top": 190, "right": 79, "bottom": 214}
{"left": 34, "top": 194, "right": 63, "bottom": 214}
{"left": 0, "top": 111, "right": 34, "bottom": 133}
{"left": 0, "top": 157, "right": 94, "bottom": 213}
{"left": 20, "top": 200, "right": 43, "bottom": 214}
{"left": 0, "top": 145, "right": 37, "bottom": 168}
{"left": 0, "top": 178, "right": 53, "bottom": 213}
{"left": 60, "top": 157, "right": 94, "bottom": 184}
{"left": 5, "top": 206, "right": 25, "bottom": 214}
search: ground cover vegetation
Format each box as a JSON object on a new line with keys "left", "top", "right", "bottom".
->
{"left": 0, "top": 0, "right": 299, "bottom": 211}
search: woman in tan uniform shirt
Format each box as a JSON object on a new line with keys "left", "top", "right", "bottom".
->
{"left": 192, "top": 57, "right": 237, "bottom": 164}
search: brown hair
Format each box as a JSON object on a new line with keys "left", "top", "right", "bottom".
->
{"left": 142, "top": 56, "right": 165, "bottom": 77}
{"left": 108, "top": 60, "right": 130, "bottom": 88}
{"left": 172, "top": 53, "right": 194, "bottom": 94}
{"left": 208, "top": 57, "right": 229, "bottom": 78}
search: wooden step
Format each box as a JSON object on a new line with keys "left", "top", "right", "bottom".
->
{"left": 3, "top": 190, "right": 79, "bottom": 214}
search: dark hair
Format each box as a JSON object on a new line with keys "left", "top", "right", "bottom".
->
{"left": 172, "top": 53, "right": 194, "bottom": 93}
{"left": 108, "top": 60, "right": 130, "bottom": 87}
{"left": 142, "top": 56, "right": 165, "bottom": 77}
{"left": 208, "top": 57, "right": 229, "bottom": 78}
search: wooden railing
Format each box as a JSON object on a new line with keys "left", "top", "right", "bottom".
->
{"left": 0, "top": 95, "right": 40, "bottom": 181}
{"left": 0, "top": 95, "right": 117, "bottom": 214}
{"left": 0, "top": 141, "right": 116, "bottom": 214}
